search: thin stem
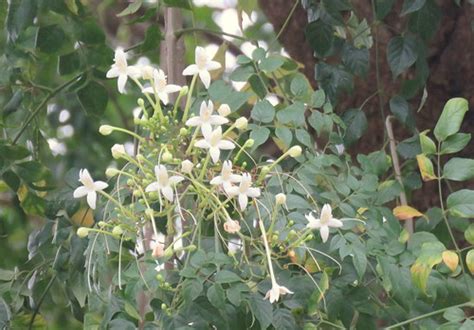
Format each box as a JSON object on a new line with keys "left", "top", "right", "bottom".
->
{"left": 385, "top": 302, "right": 473, "bottom": 329}
{"left": 28, "top": 274, "right": 57, "bottom": 330}
{"left": 269, "top": 0, "right": 299, "bottom": 50}
{"left": 182, "top": 74, "right": 197, "bottom": 123}
{"left": 175, "top": 27, "right": 249, "bottom": 41}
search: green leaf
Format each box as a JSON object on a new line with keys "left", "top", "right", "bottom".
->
{"left": 259, "top": 56, "right": 284, "bottom": 73}
{"left": 440, "top": 133, "right": 471, "bottom": 155}
{"left": 408, "top": 0, "right": 441, "bottom": 41}
{"left": 387, "top": 35, "right": 418, "bottom": 77}
{"left": 208, "top": 81, "right": 250, "bottom": 111}
{"left": 342, "top": 108, "right": 367, "bottom": 146}
{"left": 290, "top": 74, "right": 310, "bottom": 98}
{"left": 0, "top": 298, "right": 11, "bottom": 329}
{"left": 295, "top": 129, "right": 313, "bottom": 149}
{"left": 0, "top": 143, "right": 29, "bottom": 160}
{"left": 249, "top": 293, "right": 272, "bottom": 329}
{"left": 275, "top": 127, "right": 293, "bottom": 149}
{"left": 77, "top": 81, "right": 109, "bottom": 117}
{"left": 36, "top": 25, "right": 67, "bottom": 53}
{"left": 251, "top": 100, "right": 275, "bottom": 123}
{"left": 3, "top": 90, "right": 23, "bottom": 117}
{"left": 59, "top": 51, "right": 81, "bottom": 76}
{"left": 308, "top": 111, "right": 333, "bottom": 136}
{"left": 465, "top": 224, "right": 474, "bottom": 245}
{"left": 141, "top": 25, "right": 162, "bottom": 53}
{"left": 416, "top": 154, "right": 437, "bottom": 181}
{"left": 182, "top": 279, "right": 203, "bottom": 302}
{"left": 352, "top": 243, "right": 367, "bottom": 279}
{"left": 389, "top": 95, "right": 414, "bottom": 130}
{"left": 124, "top": 302, "right": 141, "bottom": 321}
{"left": 401, "top": 0, "right": 426, "bottom": 16}
{"left": 76, "top": 19, "right": 105, "bottom": 45}
{"left": 248, "top": 74, "right": 267, "bottom": 99}
{"left": 117, "top": 0, "right": 143, "bottom": 17}
{"left": 207, "top": 284, "right": 225, "bottom": 308}
{"left": 226, "top": 286, "right": 242, "bottom": 306}
{"left": 419, "top": 131, "right": 436, "bottom": 155}
{"left": 305, "top": 20, "right": 334, "bottom": 57}
{"left": 443, "top": 158, "right": 474, "bottom": 182}
{"left": 443, "top": 307, "right": 466, "bottom": 323}
{"left": 447, "top": 189, "right": 474, "bottom": 218}
{"left": 249, "top": 126, "right": 270, "bottom": 150}
{"left": 2, "top": 170, "right": 20, "bottom": 191}
{"left": 434, "top": 98, "right": 469, "bottom": 142}
{"left": 342, "top": 44, "right": 369, "bottom": 77}
{"left": 14, "top": 161, "right": 50, "bottom": 183}
{"left": 375, "top": 0, "right": 395, "bottom": 20}
{"left": 229, "top": 64, "right": 255, "bottom": 82}
{"left": 410, "top": 241, "right": 445, "bottom": 293}
{"left": 272, "top": 309, "right": 296, "bottom": 330}
{"left": 215, "top": 270, "right": 241, "bottom": 283}
{"left": 311, "top": 89, "right": 326, "bottom": 108}
{"left": 6, "top": 0, "right": 37, "bottom": 42}
{"left": 277, "top": 102, "right": 306, "bottom": 126}
{"left": 315, "top": 63, "right": 353, "bottom": 102}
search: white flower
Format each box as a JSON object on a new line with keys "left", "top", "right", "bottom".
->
{"left": 335, "top": 144, "right": 345, "bottom": 155}
{"left": 227, "top": 173, "right": 260, "bottom": 211}
{"left": 194, "top": 126, "right": 235, "bottom": 164}
{"left": 223, "top": 219, "right": 241, "bottom": 234}
{"left": 135, "top": 57, "right": 155, "bottom": 80}
{"left": 217, "top": 104, "right": 231, "bottom": 117}
{"left": 145, "top": 165, "right": 184, "bottom": 202}
{"left": 210, "top": 160, "right": 242, "bottom": 194}
{"left": 264, "top": 282, "right": 293, "bottom": 304}
{"left": 73, "top": 169, "right": 108, "bottom": 209}
{"left": 182, "top": 46, "right": 221, "bottom": 89}
{"left": 180, "top": 160, "right": 194, "bottom": 174}
{"left": 185, "top": 100, "right": 228, "bottom": 136}
{"left": 141, "top": 68, "right": 181, "bottom": 105}
{"left": 305, "top": 204, "right": 343, "bottom": 243}
{"left": 111, "top": 144, "right": 126, "bottom": 159}
{"left": 106, "top": 47, "right": 140, "bottom": 94}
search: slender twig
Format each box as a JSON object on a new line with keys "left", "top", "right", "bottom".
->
{"left": 269, "top": 0, "right": 299, "bottom": 50}
{"left": 28, "top": 274, "right": 57, "bottom": 330}
{"left": 175, "top": 27, "right": 249, "bottom": 41}
{"left": 385, "top": 116, "right": 413, "bottom": 234}
{"left": 13, "top": 72, "right": 84, "bottom": 145}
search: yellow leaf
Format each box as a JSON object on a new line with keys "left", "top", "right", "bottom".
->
{"left": 467, "top": 250, "right": 474, "bottom": 275}
{"left": 442, "top": 250, "right": 459, "bottom": 272}
{"left": 71, "top": 207, "right": 95, "bottom": 227}
{"left": 393, "top": 205, "right": 423, "bottom": 220}
{"left": 416, "top": 154, "right": 437, "bottom": 181}
{"left": 210, "top": 42, "right": 228, "bottom": 81}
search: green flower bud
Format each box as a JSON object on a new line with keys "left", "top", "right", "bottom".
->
{"left": 288, "top": 145, "right": 302, "bottom": 158}
{"left": 244, "top": 139, "right": 254, "bottom": 148}
{"left": 99, "top": 125, "right": 113, "bottom": 136}
{"left": 162, "top": 150, "right": 173, "bottom": 162}
{"left": 112, "top": 226, "right": 123, "bottom": 236}
{"left": 77, "top": 227, "right": 89, "bottom": 238}
{"left": 235, "top": 117, "right": 248, "bottom": 130}
{"left": 105, "top": 167, "right": 119, "bottom": 178}
{"left": 137, "top": 98, "right": 145, "bottom": 107}
{"left": 179, "top": 127, "right": 188, "bottom": 136}
{"left": 97, "top": 221, "right": 107, "bottom": 228}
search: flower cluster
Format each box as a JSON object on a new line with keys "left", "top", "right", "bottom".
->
{"left": 73, "top": 46, "right": 349, "bottom": 304}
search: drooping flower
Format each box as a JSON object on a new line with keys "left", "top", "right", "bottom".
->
{"left": 111, "top": 144, "right": 126, "bottom": 159}
{"left": 185, "top": 101, "right": 228, "bottom": 136}
{"left": 305, "top": 204, "right": 343, "bottom": 243}
{"left": 145, "top": 165, "right": 184, "bottom": 202}
{"left": 182, "top": 46, "right": 221, "bottom": 89}
{"left": 223, "top": 219, "right": 241, "bottom": 234}
{"left": 210, "top": 160, "right": 242, "bottom": 194}
{"left": 73, "top": 169, "right": 108, "bottom": 209}
{"left": 264, "top": 282, "right": 294, "bottom": 304}
{"left": 141, "top": 68, "right": 181, "bottom": 105}
{"left": 194, "top": 126, "right": 235, "bottom": 164}
{"left": 227, "top": 173, "right": 260, "bottom": 211}
{"left": 106, "top": 47, "right": 140, "bottom": 94}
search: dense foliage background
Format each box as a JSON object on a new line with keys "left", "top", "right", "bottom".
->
{"left": 0, "top": 0, "right": 473, "bottom": 329}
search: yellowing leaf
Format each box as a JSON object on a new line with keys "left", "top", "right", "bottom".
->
{"left": 416, "top": 154, "right": 437, "bottom": 181}
{"left": 467, "top": 250, "right": 474, "bottom": 275}
{"left": 442, "top": 250, "right": 459, "bottom": 272}
{"left": 71, "top": 207, "right": 95, "bottom": 227}
{"left": 410, "top": 241, "right": 445, "bottom": 294}
{"left": 210, "top": 42, "right": 228, "bottom": 81}
{"left": 393, "top": 205, "right": 423, "bottom": 220}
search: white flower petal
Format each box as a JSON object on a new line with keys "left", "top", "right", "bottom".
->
{"left": 117, "top": 74, "right": 127, "bottom": 94}
{"left": 73, "top": 186, "right": 89, "bottom": 198}
{"left": 210, "top": 176, "right": 223, "bottom": 185}
{"left": 198, "top": 70, "right": 211, "bottom": 89}
{"left": 106, "top": 67, "right": 119, "bottom": 78}
{"left": 87, "top": 192, "right": 97, "bottom": 210}
{"left": 93, "top": 181, "right": 108, "bottom": 191}
{"left": 328, "top": 218, "right": 343, "bottom": 228}
{"left": 217, "top": 140, "right": 235, "bottom": 150}
{"left": 320, "top": 204, "right": 333, "bottom": 224}
{"left": 238, "top": 194, "right": 248, "bottom": 211}
{"left": 182, "top": 64, "right": 199, "bottom": 76}
{"left": 209, "top": 147, "right": 220, "bottom": 163}
{"left": 164, "top": 84, "right": 182, "bottom": 93}
{"left": 209, "top": 115, "right": 229, "bottom": 126}
{"left": 185, "top": 116, "right": 202, "bottom": 127}
{"left": 247, "top": 187, "right": 261, "bottom": 198}
{"left": 194, "top": 139, "right": 209, "bottom": 149}
{"left": 161, "top": 186, "right": 174, "bottom": 202}
{"left": 145, "top": 182, "right": 160, "bottom": 192}
{"left": 206, "top": 61, "right": 222, "bottom": 71}
{"left": 169, "top": 175, "right": 184, "bottom": 185}
{"left": 320, "top": 225, "right": 330, "bottom": 243}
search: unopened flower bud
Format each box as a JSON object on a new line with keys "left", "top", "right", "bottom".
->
{"left": 244, "top": 139, "right": 254, "bottom": 148}
{"left": 223, "top": 219, "right": 241, "bottom": 234}
{"left": 275, "top": 193, "right": 286, "bottom": 205}
{"left": 162, "top": 150, "right": 173, "bottom": 162}
{"left": 218, "top": 104, "right": 231, "bottom": 117}
{"left": 77, "top": 227, "right": 89, "bottom": 238}
{"left": 111, "top": 144, "right": 126, "bottom": 159}
{"left": 260, "top": 166, "right": 270, "bottom": 176}
{"left": 235, "top": 117, "right": 248, "bottom": 130}
{"left": 335, "top": 144, "right": 345, "bottom": 155}
{"left": 145, "top": 208, "right": 154, "bottom": 219}
{"left": 137, "top": 98, "right": 145, "bottom": 107}
{"left": 97, "top": 221, "right": 107, "bottom": 228}
{"left": 164, "top": 246, "right": 174, "bottom": 258}
{"left": 105, "top": 167, "right": 119, "bottom": 177}
{"left": 99, "top": 125, "right": 114, "bottom": 135}
{"left": 288, "top": 145, "right": 302, "bottom": 158}
{"left": 179, "top": 127, "right": 188, "bottom": 136}
{"left": 181, "top": 160, "right": 194, "bottom": 174}
{"left": 112, "top": 226, "right": 123, "bottom": 236}
{"left": 180, "top": 86, "right": 189, "bottom": 95}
